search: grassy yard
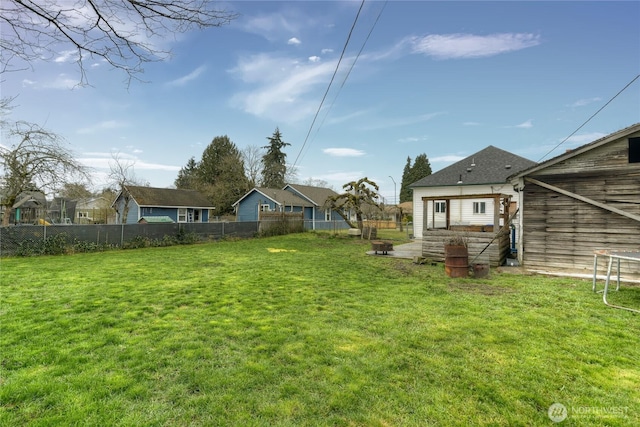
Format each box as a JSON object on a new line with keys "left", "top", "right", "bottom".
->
{"left": 1, "top": 232, "right": 638, "bottom": 426}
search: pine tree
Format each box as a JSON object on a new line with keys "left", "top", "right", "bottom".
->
{"left": 409, "top": 153, "right": 432, "bottom": 188}
{"left": 261, "top": 128, "right": 290, "bottom": 188}
{"left": 399, "top": 156, "right": 413, "bottom": 203}
{"left": 174, "top": 157, "right": 199, "bottom": 189}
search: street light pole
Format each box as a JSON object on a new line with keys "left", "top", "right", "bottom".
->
{"left": 388, "top": 175, "right": 397, "bottom": 229}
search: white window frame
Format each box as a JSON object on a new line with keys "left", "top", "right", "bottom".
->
{"left": 260, "top": 204, "right": 270, "bottom": 212}
{"left": 473, "top": 202, "right": 486, "bottom": 214}
{"left": 325, "top": 209, "right": 331, "bottom": 221}
{"left": 178, "top": 208, "right": 187, "bottom": 222}
{"left": 435, "top": 201, "right": 446, "bottom": 213}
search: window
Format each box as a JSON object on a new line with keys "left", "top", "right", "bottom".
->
{"left": 193, "top": 209, "right": 200, "bottom": 222}
{"left": 260, "top": 204, "right": 270, "bottom": 212}
{"left": 473, "top": 202, "right": 486, "bottom": 214}
{"left": 77, "top": 211, "right": 88, "bottom": 219}
{"left": 325, "top": 209, "right": 331, "bottom": 221}
{"left": 178, "top": 208, "right": 187, "bottom": 222}
{"left": 435, "top": 201, "right": 446, "bottom": 213}
{"left": 630, "top": 137, "right": 640, "bottom": 163}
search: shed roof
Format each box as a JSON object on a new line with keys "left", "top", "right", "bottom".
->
{"left": 410, "top": 145, "right": 536, "bottom": 188}
{"left": 509, "top": 122, "right": 640, "bottom": 179}
{"left": 121, "top": 186, "right": 214, "bottom": 208}
{"left": 138, "top": 216, "right": 175, "bottom": 223}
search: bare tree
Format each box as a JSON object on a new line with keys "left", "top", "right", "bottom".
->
{"left": 1, "top": 0, "right": 237, "bottom": 84}
{"left": 107, "top": 152, "right": 145, "bottom": 223}
{"left": 0, "top": 118, "right": 92, "bottom": 226}
{"left": 242, "top": 145, "right": 263, "bottom": 188}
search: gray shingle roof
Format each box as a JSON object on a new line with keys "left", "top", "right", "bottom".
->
{"left": 409, "top": 145, "right": 536, "bottom": 188}
{"left": 125, "top": 186, "right": 214, "bottom": 208}
{"left": 254, "top": 188, "right": 313, "bottom": 207}
{"left": 284, "top": 184, "right": 339, "bottom": 206}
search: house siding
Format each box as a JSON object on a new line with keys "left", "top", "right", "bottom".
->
{"left": 519, "top": 134, "right": 640, "bottom": 281}
{"left": 413, "top": 183, "right": 519, "bottom": 237}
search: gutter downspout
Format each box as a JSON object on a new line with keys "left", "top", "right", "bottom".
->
{"left": 514, "top": 177, "right": 525, "bottom": 264}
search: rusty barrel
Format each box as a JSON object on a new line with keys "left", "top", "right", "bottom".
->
{"left": 472, "top": 263, "right": 490, "bottom": 278}
{"left": 444, "top": 245, "right": 469, "bottom": 278}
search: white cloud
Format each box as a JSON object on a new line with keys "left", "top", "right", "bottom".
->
{"left": 569, "top": 97, "right": 602, "bottom": 108}
{"left": 229, "top": 53, "right": 339, "bottom": 122}
{"left": 564, "top": 132, "right": 607, "bottom": 145}
{"left": 308, "top": 56, "right": 320, "bottom": 63}
{"left": 410, "top": 33, "right": 541, "bottom": 59}
{"left": 77, "top": 120, "right": 129, "bottom": 135}
{"left": 463, "top": 121, "right": 481, "bottom": 126}
{"left": 515, "top": 120, "right": 533, "bottom": 129}
{"left": 54, "top": 50, "right": 79, "bottom": 63}
{"left": 323, "top": 148, "right": 365, "bottom": 157}
{"left": 288, "top": 37, "right": 301, "bottom": 45}
{"left": 166, "top": 65, "right": 206, "bottom": 87}
{"left": 431, "top": 155, "right": 465, "bottom": 163}
{"left": 321, "top": 48, "right": 334, "bottom": 54}
{"left": 317, "top": 171, "right": 364, "bottom": 183}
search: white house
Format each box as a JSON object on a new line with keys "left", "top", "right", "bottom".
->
{"left": 410, "top": 145, "right": 536, "bottom": 239}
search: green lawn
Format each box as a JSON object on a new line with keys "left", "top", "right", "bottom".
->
{"left": 1, "top": 232, "right": 638, "bottom": 426}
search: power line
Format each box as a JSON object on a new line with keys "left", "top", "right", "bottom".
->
{"left": 292, "top": 0, "right": 367, "bottom": 169}
{"left": 538, "top": 73, "right": 640, "bottom": 162}
{"left": 296, "top": 0, "right": 388, "bottom": 165}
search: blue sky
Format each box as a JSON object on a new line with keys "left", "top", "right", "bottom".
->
{"left": 3, "top": 1, "right": 640, "bottom": 204}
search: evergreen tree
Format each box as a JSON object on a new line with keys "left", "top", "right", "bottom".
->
{"left": 410, "top": 153, "right": 432, "bottom": 186}
{"left": 261, "top": 128, "right": 290, "bottom": 188}
{"left": 189, "top": 135, "right": 250, "bottom": 215}
{"left": 174, "top": 157, "right": 199, "bottom": 189}
{"left": 399, "top": 156, "right": 413, "bottom": 203}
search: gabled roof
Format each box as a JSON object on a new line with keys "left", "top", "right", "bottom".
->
{"left": 138, "top": 216, "right": 175, "bottom": 223}
{"left": 509, "top": 122, "right": 640, "bottom": 179}
{"left": 117, "top": 186, "right": 214, "bottom": 208}
{"left": 283, "top": 184, "right": 339, "bottom": 207}
{"left": 410, "top": 145, "right": 536, "bottom": 188}
{"left": 232, "top": 187, "right": 313, "bottom": 208}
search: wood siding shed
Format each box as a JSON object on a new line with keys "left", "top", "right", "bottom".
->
{"left": 511, "top": 123, "right": 640, "bottom": 282}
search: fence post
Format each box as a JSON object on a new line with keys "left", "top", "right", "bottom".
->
{"left": 121, "top": 224, "right": 124, "bottom": 247}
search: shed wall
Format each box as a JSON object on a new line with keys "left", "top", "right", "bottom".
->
{"left": 522, "top": 171, "right": 640, "bottom": 281}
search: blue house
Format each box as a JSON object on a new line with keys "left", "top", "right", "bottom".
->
{"left": 233, "top": 184, "right": 350, "bottom": 230}
{"left": 112, "top": 185, "right": 215, "bottom": 224}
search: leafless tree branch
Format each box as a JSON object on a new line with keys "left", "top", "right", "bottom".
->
{"left": 1, "top": 0, "right": 237, "bottom": 85}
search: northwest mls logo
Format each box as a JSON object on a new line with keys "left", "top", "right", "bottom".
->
{"left": 548, "top": 403, "right": 568, "bottom": 423}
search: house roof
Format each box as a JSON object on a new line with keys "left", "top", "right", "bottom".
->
{"left": 283, "top": 184, "right": 339, "bottom": 207}
{"left": 233, "top": 187, "right": 313, "bottom": 208}
{"left": 409, "top": 145, "right": 537, "bottom": 188}
{"left": 509, "top": 122, "right": 640, "bottom": 180}
{"left": 120, "top": 186, "right": 214, "bottom": 208}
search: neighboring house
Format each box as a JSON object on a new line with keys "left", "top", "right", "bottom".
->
{"left": 509, "top": 123, "right": 640, "bottom": 281}
{"left": 75, "top": 197, "right": 115, "bottom": 224}
{"left": 282, "top": 184, "right": 350, "bottom": 230}
{"left": 112, "top": 185, "right": 215, "bottom": 224}
{"left": 233, "top": 185, "right": 351, "bottom": 230}
{"left": 410, "top": 145, "right": 537, "bottom": 238}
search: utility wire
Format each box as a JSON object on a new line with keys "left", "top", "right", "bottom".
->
{"left": 538, "top": 73, "right": 640, "bottom": 162}
{"left": 296, "top": 0, "right": 388, "bottom": 165}
{"left": 292, "top": 0, "right": 366, "bottom": 169}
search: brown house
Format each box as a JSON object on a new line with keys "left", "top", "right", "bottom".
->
{"left": 510, "top": 123, "right": 640, "bottom": 282}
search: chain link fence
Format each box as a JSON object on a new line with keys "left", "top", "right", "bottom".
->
{"left": 0, "top": 222, "right": 259, "bottom": 257}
